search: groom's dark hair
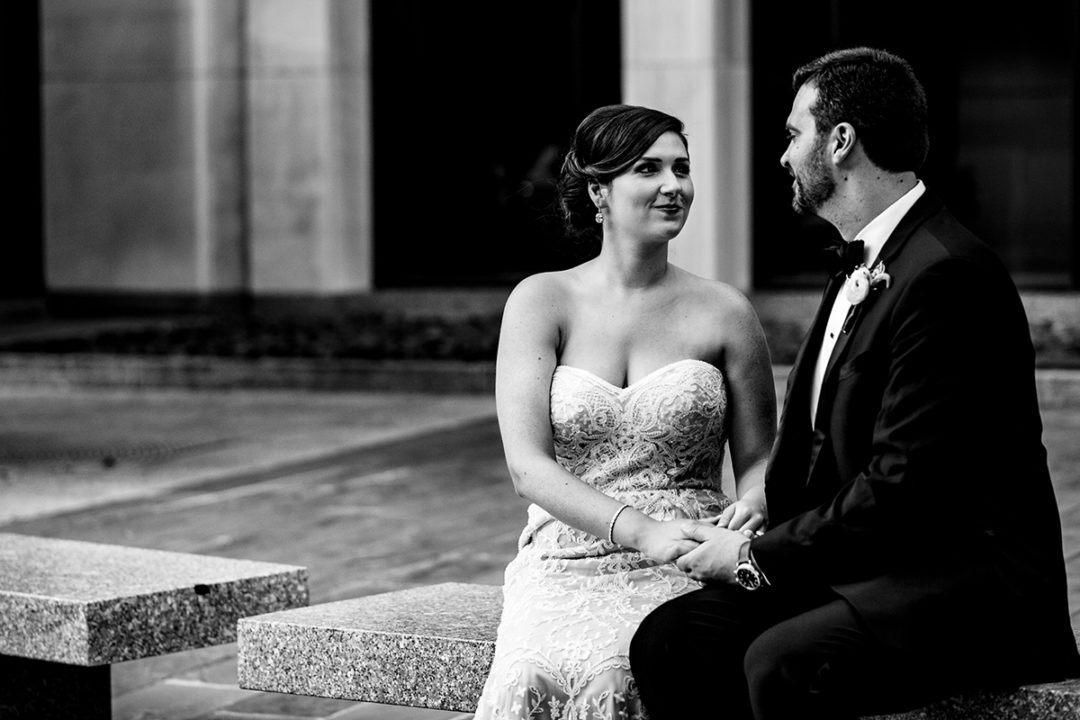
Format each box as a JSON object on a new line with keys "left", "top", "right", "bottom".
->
{"left": 794, "top": 47, "right": 929, "bottom": 174}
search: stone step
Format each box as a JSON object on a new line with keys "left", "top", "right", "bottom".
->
{"left": 238, "top": 583, "right": 499, "bottom": 712}
{"left": 0, "top": 531, "right": 308, "bottom": 719}
{"left": 0, "top": 532, "right": 308, "bottom": 666}
{"left": 237, "top": 582, "right": 1080, "bottom": 719}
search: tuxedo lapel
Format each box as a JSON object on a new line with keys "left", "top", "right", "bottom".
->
{"left": 768, "top": 270, "right": 845, "bottom": 486}
{"left": 811, "top": 191, "right": 945, "bottom": 431}
{"left": 791, "top": 272, "right": 845, "bottom": 403}
{"left": 808, "top": 291, "right": 867, "bottom": 481}
{"left": 772, "top": 191, "right": 947, "bottom": 500}
{"left": 874, "top": 191, "right": 944, "bottom": 269}
{"left": 814, "top": 294, "right": 863, "bottom": 429}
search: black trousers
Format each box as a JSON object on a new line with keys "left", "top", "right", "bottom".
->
{"left": 629, "top": 584, "right": 965, "bottom": 720}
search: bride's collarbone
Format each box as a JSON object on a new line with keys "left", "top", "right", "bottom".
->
{"left": 564, "top": 316, "right": 702, "bottom": 358}
{"left": 558, "top": 334, "right": 711, "bottom": 385}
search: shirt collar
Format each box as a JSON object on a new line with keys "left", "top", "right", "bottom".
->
{"left": 855, "top": 180, "right": 925, "bottom": 267}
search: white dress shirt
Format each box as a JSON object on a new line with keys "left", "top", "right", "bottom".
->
{"left": 809, "top": 180, "right": 926, "bottom": 427}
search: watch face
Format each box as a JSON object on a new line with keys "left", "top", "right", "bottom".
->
{"left": 736, "top": 565, "right": 761, "bottom": 591}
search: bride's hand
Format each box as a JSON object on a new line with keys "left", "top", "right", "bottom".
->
{"left": 713, "top": 486, "right": 768, "bottom": 535}
{"left": 635, "top": 518, "right": 702, "bottom": 564}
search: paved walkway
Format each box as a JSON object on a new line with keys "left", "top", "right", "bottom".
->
{"left": 1, "top": 375, "right": 1078, "bottom": 719}
{"left": 1, "top": 386, "right": 503, "bottom": 719}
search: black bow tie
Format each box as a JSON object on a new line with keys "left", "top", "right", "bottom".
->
{"left": 827, "top": 239, "right": 865, "bottom": 275}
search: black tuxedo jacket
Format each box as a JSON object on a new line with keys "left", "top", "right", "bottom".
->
{"left": 752, "top": 191, "right": 1079, "bottom": 683}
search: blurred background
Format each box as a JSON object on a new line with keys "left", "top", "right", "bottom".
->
{"left": 3, "top": 3, "right": 1079, "bottom": 717}
{"left": 3, "top": 0, "right": 1077, "bottom": 368}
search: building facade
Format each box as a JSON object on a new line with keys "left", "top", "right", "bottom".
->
{"left": 12, "top": 0, "right": 1079, "bottom": 317}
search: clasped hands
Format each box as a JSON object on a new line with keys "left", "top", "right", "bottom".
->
{"left": 641, "top": 489, "right": 767, "bottom": 585}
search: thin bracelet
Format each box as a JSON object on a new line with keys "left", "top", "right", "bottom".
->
{"left": 607, "top": 503, "right": 631, "bottom": 544}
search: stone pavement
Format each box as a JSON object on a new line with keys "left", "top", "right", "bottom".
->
{"left": 0, "top": 388, "right": 498, "bottom": 525}
{"left": 0, "top": 386, "right": 505, "bottom": 719}
{"left": 0, "top": 373, "right": 1078, "bottom": 719}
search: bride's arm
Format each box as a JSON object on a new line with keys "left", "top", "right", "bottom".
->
{"left": 496, "top": 275, "right": 699, "bottom": 563}
{"left": 711, "top": 289, "right": 777, "bottom": 533}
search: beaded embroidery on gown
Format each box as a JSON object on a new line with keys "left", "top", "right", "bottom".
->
{"left": 475, "top": 358, "right": 732, "bottom": 720}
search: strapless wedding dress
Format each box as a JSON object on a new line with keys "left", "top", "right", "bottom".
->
{"left": 475, "top": 358, "right": 732, "bottom": 720}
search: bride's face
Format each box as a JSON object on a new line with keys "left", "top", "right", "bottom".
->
{"left": 603, "top": 131, "right": 693, "bottom": 242}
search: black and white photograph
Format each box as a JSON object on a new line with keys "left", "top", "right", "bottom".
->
{"left": 2, "top": 2, "right": 1078, "bottom": 719}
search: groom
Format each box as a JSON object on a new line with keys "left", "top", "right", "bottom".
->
{"left": 629, "top": 47, "right": 1080, "bottom": 719}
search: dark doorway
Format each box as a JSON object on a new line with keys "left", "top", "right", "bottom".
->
{"left": 370, "top": 1, "right": 621, "bottom": 288}
{"left": 751, "top": 0, "right": 1079, "bottom": 289}
{"left": 4, "top": 0, "right": 45, "bottom": 301}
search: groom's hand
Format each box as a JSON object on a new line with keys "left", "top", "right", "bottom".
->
{"left": 675, "top": 523, "right": 748, "bottom": 584}
{"left": 634, "top": 518, "right": 703, "bottom": 564}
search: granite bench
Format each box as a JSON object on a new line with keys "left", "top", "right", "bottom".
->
{"left": 238, "top": 581, "right": 1080, "bottom": 719}
{"left": 238, "top": 582, "right": 499, "bottom": 710}
{"left": 0, "top": 532, "right": 308, "bottom": 720}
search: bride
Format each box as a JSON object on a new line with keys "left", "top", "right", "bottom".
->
{"left": 474, "top": 104, "right": 777, "bottom": 720}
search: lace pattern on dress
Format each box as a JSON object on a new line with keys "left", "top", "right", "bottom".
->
{"left": 475, "top": 359, "right": 731, "bottom": 720}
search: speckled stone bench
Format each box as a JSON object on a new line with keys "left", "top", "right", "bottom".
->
{"left": 0, "top": 532, "right": 308, "bottom": 720}
{"left": 237, "top": 582, "right": 1080, "bottom": 718}
{"left": 238, "top": 582, "right": 499, "bottom": 710}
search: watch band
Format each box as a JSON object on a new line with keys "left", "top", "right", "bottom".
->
{"left": 738, "top": 540, "right": 751, "bottom": 564}
{"left": 749, "top": 547, "right": 771, "bottom": 587}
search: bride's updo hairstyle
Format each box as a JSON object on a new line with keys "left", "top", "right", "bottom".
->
{"left": 557, "top": 104, "right": 688, "bottom": 243}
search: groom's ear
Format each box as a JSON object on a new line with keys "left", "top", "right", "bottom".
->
{"left": 831, "top": 123, "right": 857, "bottom": 165}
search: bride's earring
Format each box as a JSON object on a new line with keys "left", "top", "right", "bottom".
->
{"left": 595, "top": 210, "right": 603, "bottom": 224}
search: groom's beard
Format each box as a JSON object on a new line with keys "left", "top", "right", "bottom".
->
{"left": 791, "top": 135, "right": 835, "bottom": 214}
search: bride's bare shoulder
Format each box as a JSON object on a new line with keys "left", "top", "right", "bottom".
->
{"left": 506, "top": 260, "right": 597, "bottom": 305}
{"left": 671, "top": 266, "right": 757, "bottom": 323}
{"left": 502, "top": 268, "right": 582, "bottom": 322}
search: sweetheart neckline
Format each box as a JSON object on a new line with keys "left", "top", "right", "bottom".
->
{"left": 554, "top": 358, "right": 723, "bottom": 392}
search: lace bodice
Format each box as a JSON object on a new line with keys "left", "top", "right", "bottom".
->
{"left": 551, "top": 358, "right": 728, "bottom": 496}
{"left": 519, "top": 359, "right": 730, "bottom": 558}
{"left": 476, "top": 358, "right": 733, "bottom": 720}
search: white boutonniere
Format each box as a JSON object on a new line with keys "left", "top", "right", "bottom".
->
{"left": 844, "top": 261, "right": 891, "bottom": 305}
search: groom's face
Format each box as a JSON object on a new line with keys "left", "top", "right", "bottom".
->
{"left": 781, "top": 84, "right": 836, "bottom": 215}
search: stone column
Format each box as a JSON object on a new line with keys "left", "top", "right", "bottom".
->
{"left": 41, "top": 0, "right": 246, "bottom": 294}
{"left": 245, "top": 0, "right": 373, "bottom": 294}
{"left": 621, "top": 0, "right": 751, "bottom": 291}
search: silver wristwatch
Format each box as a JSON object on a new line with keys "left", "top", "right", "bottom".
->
{"left": 734, "top": 541, "right": 766, "bottom": 591}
